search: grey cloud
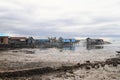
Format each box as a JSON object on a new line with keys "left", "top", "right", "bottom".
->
{"left": 92, "top": 17, "right": 120, "bottom": 24}
{"left": 79, "top": 24, "right": 120, "bottom": 36}
{"left": 0, "top": 0, "right": 120, "bottom": 38}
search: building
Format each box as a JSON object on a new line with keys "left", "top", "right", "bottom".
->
{"left": 35, "top": 39, "right": 49, "bottom": 44}
{"left": 9, "top": 37, "right": 27, "bottom": 47}
{"left": 27, "top": 37, "right": 35, "bottom": 47}
{"left": 0, "top": 36, "right": 9, "bottom": 44}
{"left": 48, "top": 37, "right": 57, "bottom": 43}
{"left": 0, "top": 36, "right": 9, "bottom": 49}
{"left": 62, "top": 39, "right": 76, "bottom": 43}
{"left": 86, "top": 38, "right": 104, "bottom": 45}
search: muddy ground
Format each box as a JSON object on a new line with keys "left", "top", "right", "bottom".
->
{"left": 0, "top": 48, "right": 120, "bottom": 80}
{"left": 8, "top": 65, "right": 119, "bottom": 80}
{"left": 0, "top": 55, "right": 120, "bottom": 80}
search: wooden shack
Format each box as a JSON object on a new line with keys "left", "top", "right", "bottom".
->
{"left": 9, "top": 37, "right": 27, "bottom": 48}
{"left": 0, "top": 36, "right": 9, "bottom": 44}
{"left": 0, "top": 36, "right": 9, "bottom": 49}
{"left": 27, "top": 37, "right": 35, "bottom": 47}
{"left": 86, "top": 38, "right": 104, "bottom": 45}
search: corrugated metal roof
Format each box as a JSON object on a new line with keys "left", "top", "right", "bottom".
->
{"left": 62, "top": 39, "right": 71, "bottom": 42}
{"left": 71, "top": 39, "right": 76, "bottom": 42}
{"left": 62, "top": 39, "right": 76, "bottom": 43}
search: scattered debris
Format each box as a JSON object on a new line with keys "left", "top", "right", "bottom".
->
{"left": 26, "top": 51, "right": 35, "bottom": 54}
{"left": 0, "top": 57, "right": 120, "bottom": 78}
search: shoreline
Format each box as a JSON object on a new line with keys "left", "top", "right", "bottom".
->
{"left": 0, "top": 47, "right": 119, "bottom": 80}
{"left": 0, "top": 53, "right": 120, "bottom": 79}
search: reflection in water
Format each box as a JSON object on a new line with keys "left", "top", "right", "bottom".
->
{"left": 38, "top": 43, "right": 104, "bottom": 52}
{"left": 59, "top": 46, "right": 75, "bottom": 52}
{"left": 86, "top": 44, "right": 104, "bottom": 50}
{"left": 63, "top": 46, "right": 75, "bottom": 50}
{"left": 35, "top": 41, "right": 105, "bottom": 52}
{"left": 58, "top": 44, "right": 104, "bottom": 52}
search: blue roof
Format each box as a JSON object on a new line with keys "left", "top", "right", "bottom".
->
{"left": 62, "top": 39, "right": 71, "bottom": 42}
{"left": 62, "top": 39, "right": 76, "bottom": 42}
{"left": 0, "top": 33, "right": 8, "bottom": 36}
{"left": 36, "top": 39, "right": 49, "bottom": 42}
{"left": 71, "top": 39, "right": 76, "bottom": 42}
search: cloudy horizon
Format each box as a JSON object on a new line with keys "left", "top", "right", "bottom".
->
{"left": 0, "top": 0, "right": 120, "bottom": 38}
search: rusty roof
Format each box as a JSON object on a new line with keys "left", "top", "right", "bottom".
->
{"left": 10, "top": 37, "right": 27, "bottom": 40}
{"left": 0, "top": 36, "right": 9, "bottom": 38}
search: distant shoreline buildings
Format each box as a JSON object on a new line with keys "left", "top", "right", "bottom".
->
{"left": 0, "top": 36, "right": 111, "bottom": 49}
{"left": 0, "top": 36, "right": 80, "bottom": 49}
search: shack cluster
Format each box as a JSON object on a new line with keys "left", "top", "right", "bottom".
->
{"left": 0, "top": 36, "right": 106, "bottom": 49}
{"left": 86, "top": 38, "right": 104, "bottom": 45}
{"left": 0, "top": 36, "right": 79, "bottom": 49}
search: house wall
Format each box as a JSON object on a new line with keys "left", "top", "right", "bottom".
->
{"left": 4, "top": 37, "right": 8, "bottom": 44}
{"left": 0, "top": 37, "right": 9, "bottom": 44}
{"left": 86, "top": 38, "right": 104, "bottom": 45}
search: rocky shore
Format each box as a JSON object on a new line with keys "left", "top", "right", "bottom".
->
{"left": 0, "top": 53, "right": 120, "bottom": 80}
{"left": 0, "top": 47, "right": 119, "bottom": 80}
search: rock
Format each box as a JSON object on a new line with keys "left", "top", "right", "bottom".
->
{"left": 77, "top": 63, "right": 80, "bottom": 66}
{"left": 112, "top": 63, "right": 118, "bottom": 67}
{"left": 67, "top": 70, "right": 73, "bottom": 74}
{"left": 85, "top": 66, "right": 91, "bottom": 70}
{"left": 95, "top": 65, "right": 100, "bottom": 69}
{"left": 45, "top": 78, "right": 51, "bottom": 80}
{"left": 101, "top": 63, "right": 105, "bottom": 67}
{"left": 26, "top": 51, "right": 35, "bottom": 54}
{"left": 12, "top": 51, "right": 18, "bottom": 53}
{"left": 94, "top": 64, "right": 100, "bottom": 69}
{"left": 86, "top": 60, "right": 90, "bottom": 63}
{"left": 91, "top": 64, "right": 95, "bottom": 68}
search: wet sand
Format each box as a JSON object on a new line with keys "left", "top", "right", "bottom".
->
{"left": 0, "top": 56, "right": 120, "bottom": 80}
{"left": 40, "top": 65, "right": 120, "bottom": 80}
{"left": 0, "top": 47, "right": 117, "bottom": 71}
{"left": 0, "top": 46, "right": 119, "bottom": 80}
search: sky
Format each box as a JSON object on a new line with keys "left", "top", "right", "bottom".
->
{"left": 0, "top": 0, "right": 120, "bottom": 38}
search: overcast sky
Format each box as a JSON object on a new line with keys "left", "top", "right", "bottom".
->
{"left": 0, "top": 0, "right": 120, "bottom": 38}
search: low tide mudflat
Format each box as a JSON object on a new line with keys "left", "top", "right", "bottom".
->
{"left": 0, "top": 43, "right": 120, "bottom": 80}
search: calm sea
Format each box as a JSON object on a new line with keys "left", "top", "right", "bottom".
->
{"left": 0, "top": 37, "right": 120, "bottom": 63}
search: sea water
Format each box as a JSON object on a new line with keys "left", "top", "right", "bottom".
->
{"left": 0, "top": 37, "right": 120, "bottom": 63}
